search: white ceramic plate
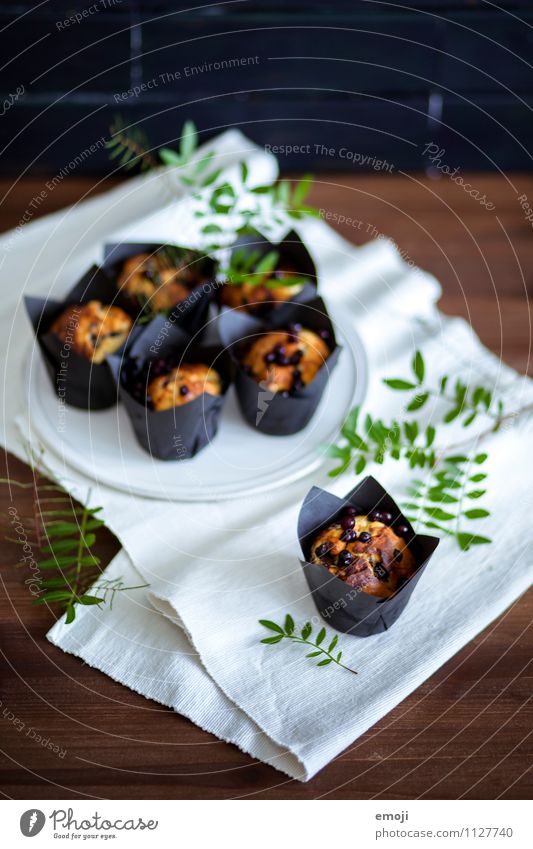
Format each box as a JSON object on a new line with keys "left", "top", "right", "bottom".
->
{"left": 26, "top": 308, "right": 367, "bottom": 501}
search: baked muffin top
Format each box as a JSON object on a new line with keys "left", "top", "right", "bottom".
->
{"left": 221, "top": 262, "right": 306, "bottom": 313}
{"left": 117, "top": 250, "right": 209, "bottom": 312}
{"left": 148, "top": 363, "right": 222, "bottom": 411}
{"left": 240, "top": 323, "right": 330, "bottom": 395}
{"left": 50, "top": 300, "right": 132, "bottom": 364}
{"left": 310, "top": 506, "right": 415, "bottom": 599}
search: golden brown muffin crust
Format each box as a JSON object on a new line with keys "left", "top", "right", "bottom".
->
{"left": 241, "top": 327, "right": 329, "bottom": 393}
{"left": 148, "top": 363, "right": 222, "bottom": 411}
{"left": 310, "top": 515, "right": 416, "bottom": 599}
{"left": 50, "top": 300, "right": 132, "bottom": 364}
{"left": 117, "top": 251, "right": 208, "bottom": 311}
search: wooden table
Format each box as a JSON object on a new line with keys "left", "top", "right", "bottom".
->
{"left": 1, "top": 174, "right": 532, "bottom": 800}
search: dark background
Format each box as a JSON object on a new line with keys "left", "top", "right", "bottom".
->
{"left": 1, "top": 0, "right": 532, "bottom": 176}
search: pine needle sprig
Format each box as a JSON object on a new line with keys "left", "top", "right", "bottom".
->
{"left": 259, "top": 615, "right": 357, "bottom": 674}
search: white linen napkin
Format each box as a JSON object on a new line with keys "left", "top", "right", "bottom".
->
{"left": 2, "top": 131, "right": 532, "bottom": 781}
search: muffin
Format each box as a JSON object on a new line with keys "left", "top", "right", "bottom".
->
{"left": 50, "top": 300, "right": 132, "bottom": 364}
{"left": 117, "top": 250, "right": 209, "bottom": 312}
{"left": 221, "top": 262, "right": 306, "bottom": 313}
{"left": 310, "top": 506, "right": 415, "bottom": 599}
{"left": 240, "top": 324, "right": 330, "bottom": 395}
{"left": 148, "top": 364, "right": 222, "bottom": 411}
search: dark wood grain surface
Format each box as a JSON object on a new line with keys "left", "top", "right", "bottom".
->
{"left": 1, "top": 174, "right": 532, "bottom": 800}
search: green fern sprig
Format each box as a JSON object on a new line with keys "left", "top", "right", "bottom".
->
{"left": 259, "top": 615, "right": 357, "bottom": 674}
{"left": 324, "top": 350, "right": 533, "bottom": 551}
{"left": 384, "top": 350, "right": 505, "bottom": 429}
{"left": 107, "top": 117, "right": 320, "bottom": 251}
{"left": 3, "top": 463, "right": 147, "bottom": 623}
{"left": 105, "top": 116, "right": 157, "bottom": 172}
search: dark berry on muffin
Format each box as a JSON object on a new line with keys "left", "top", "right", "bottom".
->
{"left": 50, "top": 300, "right": 132, "bottom": 364}
{"left": 148, "top": 363, "right": 221, "bottom": 411}
{"left": 239, "top": 327, "right": 329, "bottom": 395}
{"left": 310, "top": 512, "right": 416, "bottom": 599}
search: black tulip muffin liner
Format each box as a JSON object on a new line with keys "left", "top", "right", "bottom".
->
{"left": 219, "top": 229, "right": 317, "bottom": 317}
{"left": 298, "top": 477, "right": 440, "bottom": 637}
{"left": 103, "top": 242, "right": 218, "bottom": 334}
{"left": 218, "top": 296, "right": 341, "bottom": 436}
{"left": 108, "top": 315, "right": 233, "bottom": 461}
{"left": 24, "top": 285, "right": 140, "bottom": 411}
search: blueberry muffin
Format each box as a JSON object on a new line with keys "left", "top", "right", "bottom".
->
{"left": 50, "top": 300, "right": 132, "bottom": 364}
{"left": 310, "top": 506, "right": 415, "bottom": 598}
{"left": 221, "top": 262, "right": 306, "bottom": 313}
{"left": 240, "top": 324, "right": 330, "bottom": 395}
{"left": 117, "top": 250, "right": 209, "bottom": 312}
{"left": 148, "top": 363, "right": 222, "bottom": 411}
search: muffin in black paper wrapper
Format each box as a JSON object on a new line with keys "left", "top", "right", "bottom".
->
{"left": 298, "top": 477, "right": 440, "bottom": 637}
{"left": 219, "top": 229, "right": 317, "bottom": 317}
{"left": 218, "top": 295, "right": 341, "bottom": 436}
{"left": 108, "top": 315, "right": 233, "bottom": 461}
{"left": 103, "top": 242, "right": 218, "bottom": 334}
{"left": 24, "top": 268, "right": 139, "bottom": 410}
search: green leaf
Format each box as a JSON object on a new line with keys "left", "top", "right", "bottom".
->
{"left": 201, "top": 168, "right": 222, "bottom": 187}
{"left": 463, "top": 509, "right": 490, "bottom": 519}
{"left": 466, "top": 489, "right": 486, "bottom": 499}
{"left": 469, "top": 473, "right": 487, "bottom": 482}
{"left": 41, "top": 538, "right": 78, "bottom": 553}
{"left": 383, "top": 379, "right": 417, "bottom": 391}
{"left": 317, "top": 658, "right": 333, "bottom": 667}
{"left": 201, "top": 224, "right": 223, "bottom": 234}
{"left": 456, "top": 532, "right": 491, "bottom": 550}
{"left": 444, "top": 407, "right": 461, "bottom": 423}
{"left": 180, "top": 120, "right": 198, "bottom": 159}
{"left": 474, "top": 453, "right": 488, "bottom": 464}
{"left": 284, "top": 613, "right": 295, "bottom": 635}
{"left": 424, "top": 506, "right": 456, "bottom": 522}
{"left": 261, "top": 635, "right": 283, "bottom": 644}
{"left": 412, "top": 351, "right": 425, "bottom": 383}
{"left": 404, "top": 421, "right": 419, "bottom": 444}
{"left": 407, "top": 392, "right": 428, "bottom": 411}
{"left": 328, "top": 635, "right": 339, "bottom": 653}
{"left": 33, "top": 591, "right": 74, "bottom": 605}
{"left": 462, "top": 411, "right": 477, "bottom": 427}
{"left": 254, "top": 250, "right": 279, "bottom": 275}
{"left": 259, "top": 619, "right": 284, "bottom": 634}
{"left": 336, "top": 651, "right": 342, "bottom": 662}
{"left": 159, "top": 148, "right": 182, "bottom": 166}
{"left": 355, "top": 455, "right": 366, "bottom": 475}
{"left": 316, "top": 627, "right": 326, "bottom": 646}
{"left": 301, "top": 622, "right": 312, "bottom": 640}
{"left": 240, "top": 161, "right": 249, "bottom": 184}
{"left": 306, "top": 651, "right": 321, "bottom": 658}
{"left": 440, "top": 375, "right": 448, "bottom": 394}
{"left": 65, "top": 604, "right": 76, "bottom": 624}
{"left": 427, "top": 489, "right": 458, "bottom": 504}
{"left": 293, "top": 174, "right": 313, "bottom": 206}
{"left": 426, "top": 425, "right": 436, "bottom": 447}
{"left": 78, "top": 595, "right": 105, "bottom": 605}
{"left": 38, "top": 577, "right": 73, "bottom": 589}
